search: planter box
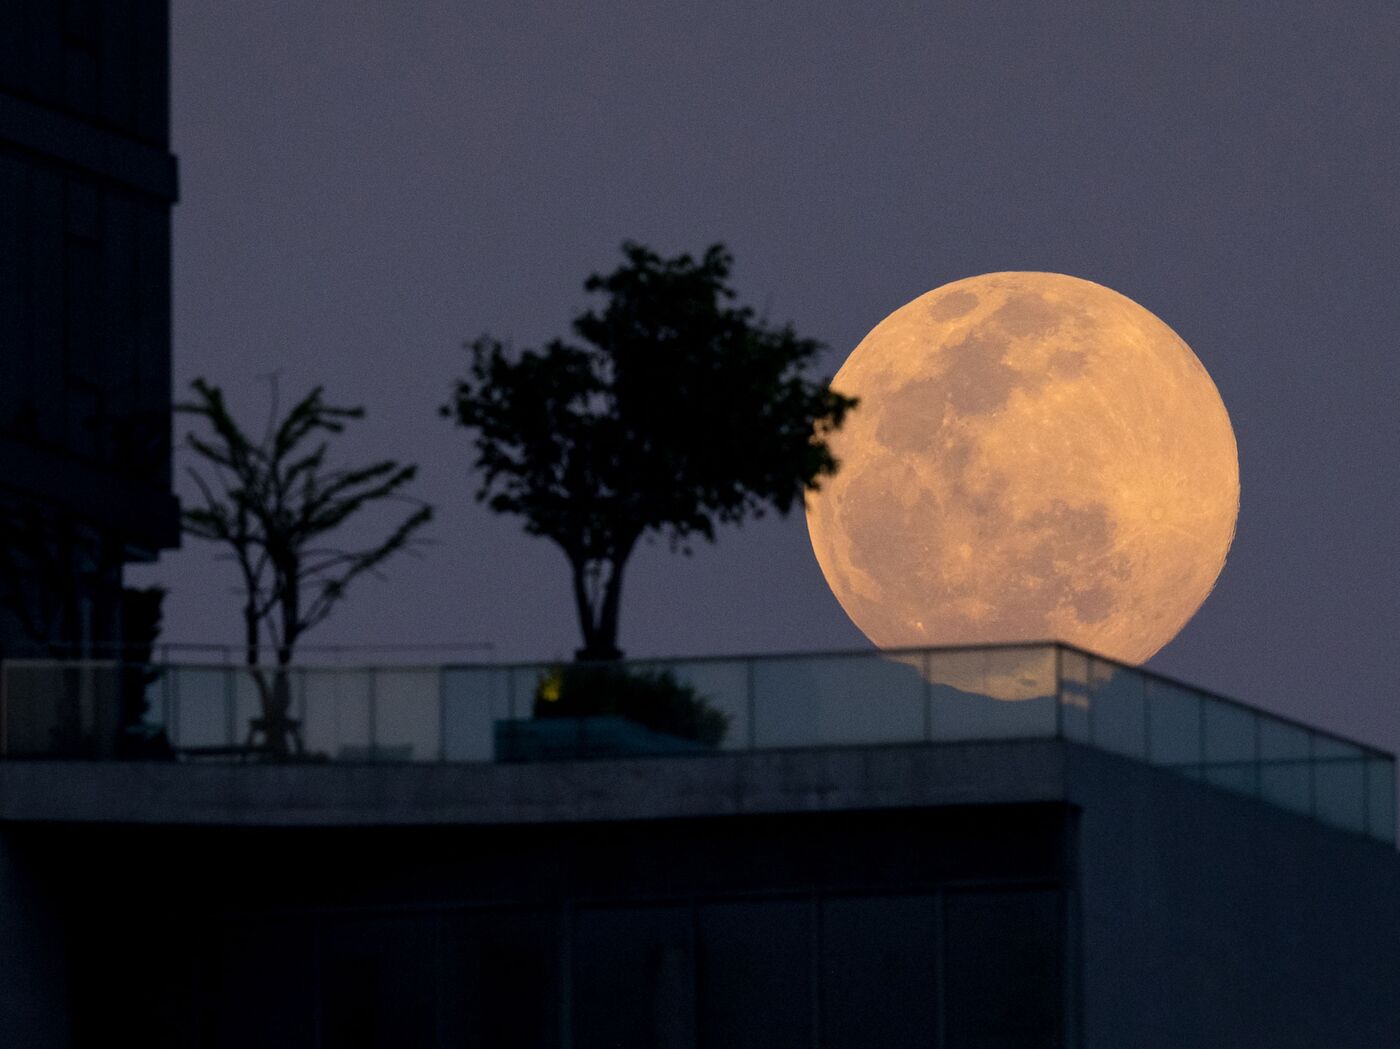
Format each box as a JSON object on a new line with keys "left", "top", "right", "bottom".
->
{"left": 494, "top": 715, "right": 712, "bottom": 763}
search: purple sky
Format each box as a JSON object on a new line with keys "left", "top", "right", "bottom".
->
{"left": 132, "top": 1, "right": 1400, "bottom": 754}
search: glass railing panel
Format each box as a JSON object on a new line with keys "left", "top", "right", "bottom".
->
{"left": 371, "top": 668, "right": 441, "bottom": 762}
{"left": 617, "top": 658, "right": 742, "bottom": 756}
{"left": 507, "top": 665, "right": 549, "bottom": 722}
{"left": 1257, "top": 719, "right": 1312, "bottom": 817}
{"left": 1057, "top": 648, "right": 1091, "bottom": 744}
{"left": 232, "top": 667, "right": 266, "bottom": 748}
{"left": 1201, "top": 700, "right": 1258, "bottom": 797}
{"left": 1086, "top": 659, "right": 1146, "bottom": 759}
{"left": 300, "top": 668, "right": 371, "bottom": 761}
{"left": 1365, "top": 757, "right": 1396, "bottom": 845}
{"left": 501, "top": 660, "right": 739, "bottom": 762}
{"left": 925, "top": 647, "right": 1056, "bottom": 742}
{"left": 1, "top": 663, "right": 64, "bottom": 756}
{"left": 441, "top": 666, "right": 501, "bottom": 762}
{"left": 490, "top": 664, "right": 557, "bottom": 761}
{"left": 1, "top": 652, "right": 1392, "bottom": 843}
{"left": 167, "top": 666, "right": 233, "bottom": 751}
{"left": 753, "top": 652, "right": 925, "bottom": 748}
{"left": 656, "top": 659, "right": 752, "bottom": 751}
{"left": 137, "top": 666, "right": 169, "bottom": 734}
{"left": 1313, "top": 736, "right": 1367, "bottom": 835}
{"left": 1145, "top": 678, "right": 1202, "bottom": 775}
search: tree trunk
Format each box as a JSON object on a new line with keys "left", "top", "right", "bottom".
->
{"left": 242, "top": 596, "right": 259, "bottom": 668}
{"left": 572, "top": 546, "right": 631, "bottom": 663}
{"left": 570, "top": 558, "right": 601, "bottom": 659}
{"left": 246, "top": 558, "right": 302, "bottom": 758}
{"left": 260, "top": 576, "right": 301, "bottom": 757}
{"left": 592, "top": 555, "right": 627, "bottom": 660}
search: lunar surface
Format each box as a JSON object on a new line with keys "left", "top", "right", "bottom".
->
{"left": 805, "top": 272, "right": 1238, "bottom": 666}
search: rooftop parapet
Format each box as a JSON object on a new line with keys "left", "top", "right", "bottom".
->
{"left": 1, "top": 644, "right": 1392, "bottom": 844}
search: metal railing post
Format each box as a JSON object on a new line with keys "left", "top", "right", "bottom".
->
{"left": 224, "top": 665, "right": 236, "bottom": 749}
{"left": 170, "top": 667, "right": 181, "bottom": 749}
{"left": 746, "top": 658, "right": 756, "bottom": 750}
{"left": 1054, "top": 645, "right": 1063, "bottom": 741}
{"left": 438, "top": 667, "right": 448, "bottom": 763}
{"left": 923, "top": 649, "right": 933, "bottom": 742}
{"left": 367, "top": 668, "right": 378, "bottom": 762}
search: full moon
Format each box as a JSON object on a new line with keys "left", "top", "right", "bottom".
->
{"left": 805, "top": 272, "right": 1238, "bottom": 665}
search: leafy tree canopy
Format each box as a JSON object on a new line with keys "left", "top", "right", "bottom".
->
{"left": 443, "top": 241, "right": 856, "bottom": 660}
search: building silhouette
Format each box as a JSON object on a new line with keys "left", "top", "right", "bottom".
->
{"left": 0, "top": 0, "right": 180, "bottom": 661}
{"left": 2, "top": 7, "right": 1399, "bottom": 1049}
{"left": 2, "top": 648, "right": 1399, "bottom": 1047}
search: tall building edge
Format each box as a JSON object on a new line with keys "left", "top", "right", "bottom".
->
{"left": 0, "top": 0, "right": 180, "bottom": 659}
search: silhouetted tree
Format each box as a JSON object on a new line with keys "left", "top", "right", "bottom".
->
{"left": 443, "top": 242, "right": 856, "bottom": 661}
{"left": 181, "top": 379, "right": 432, "bottom": 755}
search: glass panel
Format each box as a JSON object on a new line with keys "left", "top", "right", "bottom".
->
{"left": 1314, "top": 736, "right": 1366, "bottom": 835}
{"left": 1087, "top": 659, "right": 1146, "bottom": 758}
{"left": 664, "top": 659, "right": 751, "bottom": 750}
{"left": 212, "top": 917, "right": 318, "bottom": 1046}
{"left": 573, "top": 905, "right": 692, "bottom": 1049}
{"left": 139, "top": 667, "right": 169, "bottom": 734}
{"left": 1258, "top": 719, "right": 1310, "bottom": 760}
{"left": 495, "top": 665, "right": 556, "bottom": 761}
{"left": 1202, "top": 701, "right": 1256, "bottom": 762}
{"left": 438, "top": 909, "right": 560, "bottom": 1048}
{"left": 1202, "top": 763, "right": 1258, "bottom": 798}
{"left": 513, "top": 665, "right": 550, "bottom": 720}
{"left": 1201, "top": 700, "right": 1257, "bottom": 798}
{"left": 301, "top": 669, "right": 370, "bottom": 761}
{"left": 1259, "top": 767, "right": 1311, "bottom": 818}
{"left": 505, "top": 661, "right": 733, "bottom": 761}
{"left": 318, "top": 915, "right": 437, "bottom": 1048}
{"left": 441, "top": 667, "right": 499, "bottom": 762}
{"left": 944, "top": 890, "right": 1061, "bottom": 1049}
{"left": 927, "top": 648, "right": 1057, "bottom": 742}
{"left": 232, "top": 667, "right": 265, "bottom": 748}
{"left": 1057, "top": 648, "right": 1090, "bottom": 743}
{"left": 168, "top": 666, "right": 231, "bottom": 749}
{"left": 984, "top": 647, "right": 1056, "bottom": 701}
{"left": 1314, "top": 736, "right": 1362, "bottom": 761}
{"left": 1145, "top": 679, "right": 1201, "bottom": 767}
{"left": 821, "top": 895, "right": 939, "bottom": 1049}
{"left": 753, "top": 653, "right": 924, "bottom": 748}
{"left": 1366, "top": 758, "right": 1396, "bottom": 845}
{"left": 1258, "top": 719, "right": 1311, "bottom": 817}
{"left": 625, "top": 658, "right": 744, "bottom": 754}
{"left": 697, "top": 899, "right": 812, "bottom": 1049}
{"left": 2, "top": 664, "right": 62, "bottom": 756}
{"left": 372, "top": 668, "right": 440, "bottom": 761}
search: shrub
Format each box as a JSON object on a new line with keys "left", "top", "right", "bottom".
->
{"left": 533, "top": 664, "right": 729, "bottom": 747}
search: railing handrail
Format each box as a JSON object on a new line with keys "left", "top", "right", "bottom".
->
{"left": 3, "top": 640, "right": 1388, "bottom": 762}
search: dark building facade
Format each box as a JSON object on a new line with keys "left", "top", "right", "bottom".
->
{"left": 0, "top": 1, "right": 179, "bottom": 658}
{"left": 2, "top": 737, "right": 1398, "bottom": 1048}
{"left": 3, "top": 644, "right": 1398, "bottom": 1046}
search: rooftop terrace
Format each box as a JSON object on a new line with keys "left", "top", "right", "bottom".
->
{"left": 0, "top": 644, "right": 1392, "bottom": 844}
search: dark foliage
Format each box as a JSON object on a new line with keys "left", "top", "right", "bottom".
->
{"left": 532, "top": 663, "right": 729, "bottom": 747}
{"left": 443, "top": 242, "right": 857, "bottom": 660}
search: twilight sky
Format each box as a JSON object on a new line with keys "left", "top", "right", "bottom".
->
{"left": 133, "top": 1, "right": 1400, "bottom": 753}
